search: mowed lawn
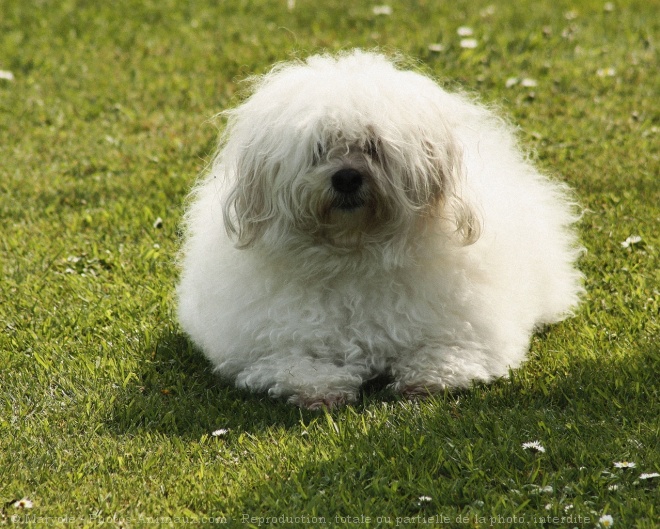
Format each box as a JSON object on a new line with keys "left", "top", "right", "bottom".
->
{"left": 1, "top": 0, "right": 658, "bottom": 527}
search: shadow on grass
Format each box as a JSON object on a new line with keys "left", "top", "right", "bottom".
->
{"left": 105, "top": 323, "right": 658, "bottom": 448}
{"left": 104, "top": 328, "right": 399, "bottom": 438}
{"left": 105, "top": 329, "right": 297, "bottom": 438}
{"left": 227, "top": 341, "right": 659, "bottom": 517}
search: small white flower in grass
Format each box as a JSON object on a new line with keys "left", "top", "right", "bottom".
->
{"left": 506, "top": 77, "right": 519, "bottom": 88}
{"left": 372, "top": 5, "right": 392, "bottom": 16}
{"left": 459, "top": 38, "right": 478, "bottom": 49}
{"left": 457, "top": 26, "right": 473, "bottom": 37}
{"left": 526, "top": 484, "right": 553, "bottom": 494}
{"left": 564, "top": 10, "right": 579, "bottom": 20}
{"left": 564, "top": 504, "right": 574, "bottom": 511}
{"left": 614, "top": 461, "right": 636, "bottom": 468}
{"left": 639, "top": 472, "right": 660, "bottom": 480}
{"left": 604, "top": 2, "right": 615, "bottom": 12}
{"left": 211, "top": 428, "right": 230, "bottom": 437}
{"left": 0, "top": 70, "right": 15, "bottom": 81}
{"left": 428, "top": 44, "right": 444, "bottom": 52}
{"left": 13, "top": 498, "right": 33, "bottom": 509}
{"left": 561, "top": 26, "right": 576, "bottom": 40}
{"left": 521, "top": 78, "right": 538, "bottom": 88}
{"left": 416, "top": 495, "right": 432, "bottom": 506}
{"left": 620, "top": 235, "right": 642, "bottom": 248}
{"left": 608, "top": 484, "right": 619, "bottom": 491}
{"left": 480, "top": 5, "right": 496, "bottom": 17}
{"left": 597, "top": 67, "right": 616, "bottom": 77}
{"left": 287, "top": 0, "right": 295, "bottom": 10}
{"left": 522, "top": 440, "right": 546, "bottom": 453}
{"left": 598, "top": 514, "right": 614, "bottom": 527}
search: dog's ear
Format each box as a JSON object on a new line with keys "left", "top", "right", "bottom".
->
{"left": 432, "top": 136, "right": 482, "bottom": 245}
{"left": 222, "top": 155, "right": 276, "bottom": 248}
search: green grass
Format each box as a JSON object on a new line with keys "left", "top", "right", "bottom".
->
{"left": 1, "top": 0, "right": 658, "bottom": 527}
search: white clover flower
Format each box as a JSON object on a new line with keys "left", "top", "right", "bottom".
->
{"left": 620, "top": 235, "right": 642, "bottom": 248}
{"left": 597, "top": 67, "right": 616, "bottom": 77}
{"left": 457, "top": 26, "right": 474, "bottom": 37}
{"left": 598, "top": 514, "right": 614, "bottom": 527}
{"left": 613, "top": 461, "right": 636, "bottom": 468}
{"left": 522, "top": 441, "right": 546, "bottom": 453}
{"left": 372, "top": 5, "right": 392, "bottom": 16}
{"left": 459, "top": 38, "right": 478, "bottom": 49}
{"left": 13, "top": 498, "right": 33, "bottom": 509}
{"left": 211, "top": 428, "right": 230, "bottom": 437}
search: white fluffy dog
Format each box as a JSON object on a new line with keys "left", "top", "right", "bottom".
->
{"left": 177, "top": 50, "right": 583, "bottom": 409}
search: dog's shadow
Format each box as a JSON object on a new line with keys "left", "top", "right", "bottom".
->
{"left": 104, "top": 328, "right": 397, "bottom": 439}
{"left": 106, "top": 321, "right": 656, "bottom": 442}
{"left": 227, "top": 340, "right": 659, "bottom": 514}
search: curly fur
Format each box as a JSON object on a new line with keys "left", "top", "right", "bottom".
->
{"left": 177, "top": 50, "right": 583, "bottom": 409}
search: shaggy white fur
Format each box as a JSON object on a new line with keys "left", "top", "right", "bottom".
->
{"left": 177, "top": 50, "right": 583, "bottom": 409}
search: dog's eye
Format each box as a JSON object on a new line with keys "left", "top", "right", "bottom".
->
{"left": 313, "top": 142, "right": 325, "bottom": 164}
{"left": 364, "top": 139, "right": 379, "bottom": 160}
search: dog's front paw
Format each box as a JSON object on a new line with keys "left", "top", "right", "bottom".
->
{"left": 389, "top": 347, "right": 495, "bottom": 397}
{"left": 287, "top": 391, "right": 357, "bottom": 410}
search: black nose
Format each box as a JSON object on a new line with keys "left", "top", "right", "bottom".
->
{"left": 331, "top": 168, "right": 363, "bottom": 194}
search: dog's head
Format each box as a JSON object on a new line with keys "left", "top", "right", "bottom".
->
{"left": 216, "top": 50, "right": 481, "bottom": 251}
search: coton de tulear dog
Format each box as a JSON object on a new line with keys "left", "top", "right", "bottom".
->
{"left": 177, "top": 50, "right": 583, "bottom": 409}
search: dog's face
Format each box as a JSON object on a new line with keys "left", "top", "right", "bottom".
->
{"left": 217, "top": 51, "right": 480, "bottom": 251}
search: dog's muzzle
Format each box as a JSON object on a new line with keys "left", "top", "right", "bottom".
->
{"left": 331, "top": 168, "right": 366, "bottom": 211}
